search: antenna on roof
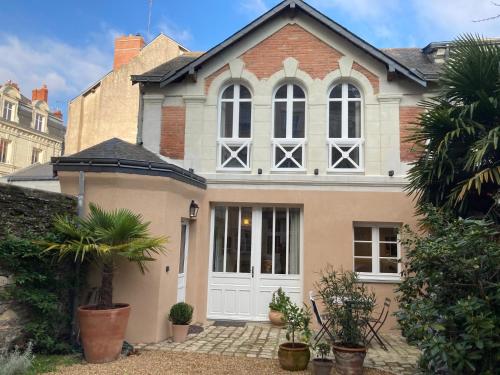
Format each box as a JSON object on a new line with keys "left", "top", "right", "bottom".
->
{"left": 147, "top": 0, "right": 153, "bottom": 38}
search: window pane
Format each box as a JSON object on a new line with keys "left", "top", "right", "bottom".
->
{"left": 329, "top": 102, "right": 342, "bottom": 138}
{"left": 380, "top": 243, "right": 398, "bottom": 258}
{"left": 222, "top": 85, "right": 234, "bottom": 99}
{"left": 274, "top": 102, "right": 287, "bottom": 138}
{"left": 225, "top": 207, "right": 239, "bottom": 273}
{"left": 354, "top": 242, "right": 371, "bottom": 257}
{"left": 239, "top": 208, "right": 252, "bottom": 273}
{"left": 213, "top": 207, "right": 225, "bottom": 272}
{"left": 348, "top": 84, "right": 361, "bottom": 98}
{"left": 354, "top": 258, "right": 372, "bottom": 272}
{"left": 291, "top": 146, "right": 302, "bottom": 166}
{"left": 379, "top": 227, "right": 398, "bottom": 242}
{"left": 380, "top": 259, "right": 398, "bottom": 273}
{"left": 179, "top": 225, "right": 187, "bottom": 274}
{"left": 221, "top": 146, "right": 245, "bottom": 168}
{"left": 275, "top": 85, "right": 287, "bottom": 99}
{"left": 261, "top": 208, "right": 273, "bottom": 274}
{"left": 239, "top": 102, "right": 251, "bottom": 138}
{"left": 240, "top": 85, "right": 251, "bottom": 99}
{"left": 221, "top": 102, "right": 233, "bottom": 137}
{"left": 293, "top": 85, "right": 305, "bottom": 99}
{"left": 332, "top": 146, "right": 359, "bottom": 169}
{"left": 292, "top": 102, "right": 305, "bottom": 138}
{"left": 288, "top": 208, "right": 300, "bottom": 275}
{"left": 275, "top": 209, "right": 287, "bottom": 274}
{"left": 330, "top": 85, "right": 342, "bottom": 98}
{"left": 354, "top": 227, "right": 371, "bottom": 241}
{"left": 347, "top": 101, "right": 361, "bottom": 138}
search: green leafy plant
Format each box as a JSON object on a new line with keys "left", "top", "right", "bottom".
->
{"left": 406, "top": 35, "right": 500, "bottom": 221}
{"left": 269, "top": 287, "right": 291, "bottom": 312}
{"left": 43, "top": 203, "right": 167, "bottom": 309}
{"left": 282, "top": 301, "right": 312, "bottom": 346}
{"left": 0, "top": 342, "right": 34, "bottom": 375}
{"left": 396, "top": 206, "right": 500, "bottom": 374}
{"left": 168, "top": 302, "right": 194, "bottom": 325}
{"left": 314, "top": 341, "right": 331, "bottom": 360}
{"left": 316, "top": 268, "right": 375, "bottom": 348}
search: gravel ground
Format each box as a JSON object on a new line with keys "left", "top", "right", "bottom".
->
{"left": 50, "top": 351, "right": 393, "bottom": 375}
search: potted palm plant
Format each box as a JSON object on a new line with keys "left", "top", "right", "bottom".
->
{"left": 268, "top": 287, "right": 290, "bottom": 326}
{"left": 312, "top": 341, "right": 333, "bottom": 375}
{"left": 169, "top": 302, "right": 193, "bottom": 343}
{"left": 44, "top": 203, "right": 166, "bottom": 364}
{"left": 316, "top": 268, "right": 375, "bottom": 375}
{"left": 278, "top": 301, "right": 312, "bottom": 371}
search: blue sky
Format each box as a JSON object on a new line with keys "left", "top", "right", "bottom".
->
{"left": 1, "top": 0, "right": 499, "bottom": 121}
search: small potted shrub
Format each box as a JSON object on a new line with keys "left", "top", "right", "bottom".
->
{"left": 312, "top": 341, "right": 333, "bottom": 375}
{"left": 169, "top": 302, "right": 193, "bottom": 343}
{"left": 278, "top": 301, "right": 312, "bottom": 371}
{"left": 268, "top": 287, "right": 290, "bottom": 326}
{"left": 316, "top": 268, "right": 375, "bottom": 375}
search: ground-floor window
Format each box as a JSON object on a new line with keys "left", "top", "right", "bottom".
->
{"left": 353, "top": 224, "right": 400, "bottom": 280}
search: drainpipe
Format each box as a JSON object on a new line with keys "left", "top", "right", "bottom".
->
{"left": 72, "top": 171, "right": 85, "bottom": 344}
{"left": 136, "top": 83, "right": 144, "bottom": 145}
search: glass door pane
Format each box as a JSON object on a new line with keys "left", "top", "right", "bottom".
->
{"left": 274, "top": 209, "right": 287, "bottom": 274}
{"left": 239, "top": 208, "right": 252, "bottom": 273}
{"left": 213, "top": 207, "right": 225, "bottom": 272}
{"left": 226, "top": 207, "right": 239, "bottom": 273}
{"left": 288, "top": 208, "right": 300, "bottom": 275}
{"left": 179, "top": 224, "right": 187, "bottom": 274}
{"left": 261, "top": 208, "right": 273, "bottom": 274}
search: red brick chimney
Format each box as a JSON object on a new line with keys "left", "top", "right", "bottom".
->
{"left": 52, "top": 110, "right": 63, "bottom": 119}
{"left": 113, "top": 34, "right": 145, "bottom": 70}
{"left": 32, "top": 84, "right": 48, "bottom": 103}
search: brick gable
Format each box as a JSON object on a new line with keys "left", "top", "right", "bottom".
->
{"left": 160, "top": 106, "right": 185, "bottom": 159}
{"left": 400, "top": 106, "right": 423, "bottom": 162}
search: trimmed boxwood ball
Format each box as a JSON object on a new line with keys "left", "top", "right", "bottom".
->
{"left": 169, "top": 302, "right": 194, "bottom": 325}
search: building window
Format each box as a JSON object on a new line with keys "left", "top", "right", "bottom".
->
{"left": 353, "top": 224, "right": 400, "bottom": 280}
{"left": 0, "top": 139, "right": 10, "bottom": 163}
{"left": 2, "top": 100, "right": 14, "bottom": 121}
{"left": 328, "top": 83, "right": 363, "bottom": 171}
{"left": 34, "top": 113, "right": 45, "bottom": 132}
{"left": 31, "top": 148, "right": 42, "bottom": 164}
{"left": 218, "top": 84, "right": 252, "bottom": 170}
{"left": 272, "top": 83, "right": 306, "bottom": 170}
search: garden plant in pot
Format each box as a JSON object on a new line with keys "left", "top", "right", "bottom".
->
{"left": 312, "top": 341, "right": 334, "bottom": 375}
{"left": 316, "top": 267, "right": 375, "bottom": 375}
{"left": 278, "top": 301, "right": 312, "bottom": 371}
{"left": 169, "top": 302, "right": 193, "bottom": 343}
{"left": 268, "top": 287, "right": 291, "bottom": 326}
{"left": 44, "top": 204, "right": 166, "bottom": 363}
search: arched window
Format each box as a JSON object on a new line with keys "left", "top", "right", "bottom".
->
{"left": 328, "top": 83, "right": 363, "bottom": 170}
{"left": 272, "top": 83, "right": 306, "bottom": 169}
{"left": 218, "top": 83, "right": 252, "bottom": 169}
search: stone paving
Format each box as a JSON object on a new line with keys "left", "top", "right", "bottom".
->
{"left": 136, "top": 322, "right": 420, "bottom": 374}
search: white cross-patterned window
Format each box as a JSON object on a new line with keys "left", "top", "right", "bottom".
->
{"left": 218, "top": 84, "right": 252, "bottom": 170}
{"left": 272, "top": 83, "right": 306, "bottom": 170}
{"left": 328, "top": 83, "right": 363, "bottom": 171}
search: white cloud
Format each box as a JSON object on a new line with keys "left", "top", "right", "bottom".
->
{"left": 239, "top": 0, "right": 269, "bottom": 16}
{"left": 157, "top": 19, "right": 193, "bottom": 45}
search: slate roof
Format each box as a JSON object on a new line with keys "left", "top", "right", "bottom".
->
{"left": 5, "top": 162, "right": 56, "bottom": 181}
{"left": 382, "top": 48, "right": 441, "bottom": 81}
{"left": 132, "top": 52, "right": 203, "bottom": 83}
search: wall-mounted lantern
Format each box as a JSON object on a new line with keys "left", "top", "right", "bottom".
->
{"left": 189, "top": 200, "right": 199, "bottom": 220}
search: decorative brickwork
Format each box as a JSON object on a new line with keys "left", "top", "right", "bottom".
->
{"left": 160, "top": 106, "right": 186, "bottom": 159}
{"left": 400, "top": 106, "right": 423, "bottom": 162}
{"left": 352, "top": 62, "right": 380, "bottom": 94}
{"left": 240, "top": 24, "right": 343, "bottom": 80}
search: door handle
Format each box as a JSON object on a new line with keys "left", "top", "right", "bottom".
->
{"left": 251, "top": 266, "right": 254, "bottom": 278}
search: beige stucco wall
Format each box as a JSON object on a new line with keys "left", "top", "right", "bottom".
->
{"left": 59, "top": 171, "right": 416, "bottom": 343}
{"left": 65, "top": 35, "right": 187, "bottom": 156}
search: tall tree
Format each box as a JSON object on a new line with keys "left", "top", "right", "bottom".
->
{"left": 406, "top": 35, "right": 500, "bottom": 220}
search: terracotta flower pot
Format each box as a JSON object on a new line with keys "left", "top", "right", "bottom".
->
{"left": 331, "top": 344, "right": 367, "bottom": 375}
{"left": 78, "top": 304, "right": 131, "bottom": 364}
{"left": 172, "top": 324, "right": 190, "bottom": 343}
{"left": 278, "top": 342, "right": 310, "bottom": 371}
{"left": 313, "top": 358, "right": 334, "bottom": 375}
{"left": 269, "top": 309, "right": 285, "bottom": 326}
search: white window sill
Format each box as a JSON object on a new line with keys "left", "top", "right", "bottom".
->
{"left": 327, "top": 169, "right": 365, "bottom": 174}
{"left": 357, "top": 273, "right": 401, "bottom": 284}
{"left": 270, "top": 168, "right": 307, "bottom": 173}
{"left": 216, "top": 168, "right": 251, "bottom": 173}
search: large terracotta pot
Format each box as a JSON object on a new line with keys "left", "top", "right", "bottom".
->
{"left": 172, "top": 324, "right": 190, "bottom": 343}
{"left": 313, "top": 358, "right": 334, "bottom": 375}
{"left": 269, "top": 309, "right": 285, "bottom": 326}
{"left": 278, "top": 342, "right": 310, "bottom": 371}
{"left": 78, "top": 304, "right": 131, "bottom": 364}
{"left": 332, "top": 344, "right": 367, "bottom": 375}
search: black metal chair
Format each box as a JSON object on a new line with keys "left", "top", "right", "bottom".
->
{"left": 309, "top": 291, "right": 335, "bottom": 343}
{"left": 364, "top": 297, "right": 391, "bottom": 350}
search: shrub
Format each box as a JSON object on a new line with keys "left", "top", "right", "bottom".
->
{"left": 168, "top": 302, "right": 193, "bottom": 325}
{"left": 269, "top": 287, "right": 291, "bottom": 312}
{"left": 0, "top": 342, "right": 34, "bottom": 375}
{"left": 396, "top": 207, "right": 500, "bottom": 374}
{"left": 282, "top": 301, "right": 311, "bottom": 345}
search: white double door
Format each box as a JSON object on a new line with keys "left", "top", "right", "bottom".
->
{"left": 207, "top": 206, "right": 302, "bottom": 321}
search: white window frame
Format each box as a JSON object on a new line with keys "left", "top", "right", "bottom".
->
{"left": 0, "top": 138, "right": 11, "bottom": 164}
{"left": 328, "top": 83, "right": 364, "bottom": 172}
{"left": 217, "top": 83, "right": 252, "bottom": 171}
{"left": 2, "top": 100, "right": 15, "bottom": 121}
{"left": 34, "top": 113, "right": 45, "bottom": 132}
{"left": 353, "top": 223, "right": 401, "bottom": 282}
{"left": 31, "top": 148, "right": 42, "bottom": 164}
{"left": 272, "top": 83, "right": 307, "bottom": 171}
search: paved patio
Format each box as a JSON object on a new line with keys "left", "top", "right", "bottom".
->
{"left": 136, "top": 322, "right": 420, "bottom": 374}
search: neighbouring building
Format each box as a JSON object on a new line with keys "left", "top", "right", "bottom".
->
{"left": 53, "top": 0, "right": 483, "bottom": 344}
{"left": 64, "top": 33, "right": 194, "bottom": 155}
{"left": 0, "top": 82, "right": 65, "bottom": 177}
{"left": 0, "top": 162, "right": 60, "bottom": 193}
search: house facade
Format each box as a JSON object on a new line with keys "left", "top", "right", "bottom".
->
{"left": 54, "top": 0, "right": 447, "bottom": 344}
{"left": 0, "top": 82, "right": 65, "bottom": 177}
